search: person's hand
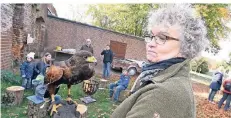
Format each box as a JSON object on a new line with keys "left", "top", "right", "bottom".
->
{"left": 128, "top": 91, "right": 133, "bottom": 96}
{"left": 218, "top": 90, "right": 223, "bottom": 95}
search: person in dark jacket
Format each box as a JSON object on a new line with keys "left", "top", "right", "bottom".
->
{"left": 20, "top": 52, "right": 37, "bottom": 89}
{"left": 80, "top": 38, "right": 94, "bottom": 54}
{"left": 32, "top": 52, "right": 52, "bottom": 88}
{"left": 109, "top": 69, "right": 130, "bottom": 102}
{"left": 35, "top": 52, "right": 52, "bottom": 76}
{"left": 101, "top": 45, "right": 113, "bottom": 79}
{"left": 208, "top": 71, "right": 224, "bottom": 104}
{"left": 218, "top": 78, "right": 231, "bottom": 111}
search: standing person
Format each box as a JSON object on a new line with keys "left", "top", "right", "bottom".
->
{"left": 208, "top": 70, "right": 224, "bottom": 104}
{"left": 80, "top": 38, "right": 94, "bottom": 54}
{"left": 20, "top": 52, "right": 36, "bottom": 89}
{"left": 218, "top": 78, "right": 231, "bottom": 111}
{"left": 109, "top": 69, "right": 130, "bottom": 103}
{"left": 111, "top": 4, "right": 208, "bottom": 118}
{"left": 101, "top": 45, "right": 113, "bottom": 79}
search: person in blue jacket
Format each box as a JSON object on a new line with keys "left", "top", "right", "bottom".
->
{"left": 109, "top": 69, "right": 130, "bottom": 102}
{"left": 20, "top": 52, "right": 38, "bottom": 89}
{"left": 208, "top": 71, "right": 224, "bottom": 104}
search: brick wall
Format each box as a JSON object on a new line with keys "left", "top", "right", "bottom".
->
{"left": 1, "top": 4, "right": 15, "bottom": 69}
{"left": 46, "top": 15, "right": 147, "bottom": 66}
{"left": 1, "top": 4, "right": 146, "bottom": 70}
{"left": 1, "top": 4, "right": 48, "bottom": 70}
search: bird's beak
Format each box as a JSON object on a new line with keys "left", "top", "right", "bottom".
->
{"left": 86, "top": 56, "right": 97, "bottom": 63}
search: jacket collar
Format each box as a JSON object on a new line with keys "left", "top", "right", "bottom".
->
{"left": 150, "top": 59, "right": 191, "bottom": 83}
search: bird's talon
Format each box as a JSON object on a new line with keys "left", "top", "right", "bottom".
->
{"left": 66, "top": 97, "right": 73, "bottom": 103}
{"left": 66, "top": 97, "right": 78, "bottom": 106}
{"left": 50, "top": 104, "right": 62, "bottom": 116}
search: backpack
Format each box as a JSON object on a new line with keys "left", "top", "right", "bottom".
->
{"left": 224, "top": 82, "right": 231, "bottom": 92}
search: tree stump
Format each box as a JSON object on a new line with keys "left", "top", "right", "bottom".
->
{"left": 98, "top": 79, "right": 109, "bottom": 89}
{"left": 53, "top": 101, "right": 88, "bottom": 118}
{"left": 27, "top": 100, "right": 88, "bottom": 118}
{"left": 5, "top": 86, "right": 25, "bottom": 106}
{"left": 77, "top": 104, "right": 88, "bottom": 118}
{"left": 27, "top": 100, "right": 50, "bottom": 118}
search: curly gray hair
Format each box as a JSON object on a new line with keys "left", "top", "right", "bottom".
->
{"left": 147, "top": 4, "right": 209, "bottom": 59}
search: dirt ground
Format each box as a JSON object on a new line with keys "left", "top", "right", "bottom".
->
{"left": 192, "top": 81, "right": 231, "bottom": 118}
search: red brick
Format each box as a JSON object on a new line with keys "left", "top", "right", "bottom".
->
{"left": 46, "top": 16, "right": 146, "bottom": 66}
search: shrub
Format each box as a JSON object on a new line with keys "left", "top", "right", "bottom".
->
{"left": 197, "top": 61, "right": 209, "bottom": 74}
{"left": 190, "top": 57, "right": 209, "bottom": 74}
{"left": 1, "top": 70, "right": 21, "bottom": 86}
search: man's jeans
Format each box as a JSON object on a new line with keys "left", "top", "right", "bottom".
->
{"left": 22, "top": 77, "right": 31, "bottom": 89}
{"left": 208, "top": 89, "right": 217, "bottom": 101}
{"left": 103, "top": 62, "right": 111, "bottom": 79}
{"left": 218, "top": 92, "right": 231, "bottom": 111}
{"left": 109, "top": 83, "right": 126, "bottom": 102}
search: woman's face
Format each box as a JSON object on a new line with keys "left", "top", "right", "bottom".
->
{"left": 146, "top": 25, "right": 182, "bottom": 62}
{"left": 45, "top": 54, "right": 52, "bottom": 61}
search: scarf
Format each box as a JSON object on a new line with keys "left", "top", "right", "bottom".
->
{"left": 130, "top": 57, "right": 186, "bottom": 93}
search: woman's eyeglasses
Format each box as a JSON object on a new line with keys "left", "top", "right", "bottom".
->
{"left": 144, "top": 32, "right": 179, "bottom": 45}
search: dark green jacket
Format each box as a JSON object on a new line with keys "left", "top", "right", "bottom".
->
{"left": 111, "top": 59, "right": 196, "bottom": 118}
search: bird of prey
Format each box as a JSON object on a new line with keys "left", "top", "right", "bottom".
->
{"left": 44, "top": 50, "right": 97, "bottom": 116}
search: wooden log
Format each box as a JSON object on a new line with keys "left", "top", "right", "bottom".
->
{"left": 27, "top": 100, "right": 50, "bottom": 118}
{"left": 77, "top": 104, "right": 88, "bottom": 118}
{"left": 27, "top": 100, "right": 88, "bottom": 118}
{"left": 5, "top": 86, "right": 25, "bottom": 106}
{"left": 98, "top": 79, "right": 109, "bottom": 89}
{"left": 53, "top": 101, "right": 88, "bottom": 118}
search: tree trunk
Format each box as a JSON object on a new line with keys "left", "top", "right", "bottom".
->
{"left": 5, "top": 86, "right": 25, "bottom": 106}
{"left": 27, "top": 100, "right": 50, "bottom": 118}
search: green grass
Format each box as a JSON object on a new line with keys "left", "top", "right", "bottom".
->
{"left": 1, "top": 75, "right": 119, "bottom": 118}
{"left": 1, "top": 80, "right": 34, "bottom": 118}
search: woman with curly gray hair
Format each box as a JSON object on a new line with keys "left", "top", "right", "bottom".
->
{"left": 111, "top": 4, "right": 208, "bottom": 118}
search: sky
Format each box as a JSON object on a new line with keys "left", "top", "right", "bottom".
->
{"left": 53, "top": 3, "right": 231, "bottom": 62}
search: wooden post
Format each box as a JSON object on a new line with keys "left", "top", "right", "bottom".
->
{"left": 5, "top": 86, "right": 25, "bottom": 106}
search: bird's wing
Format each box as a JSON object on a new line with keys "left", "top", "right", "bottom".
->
{"left": 63, "top": 67, "right": 72, "bottom": 79}
{"left": 45, "top": 65, "right": 64, "bottom": 84}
